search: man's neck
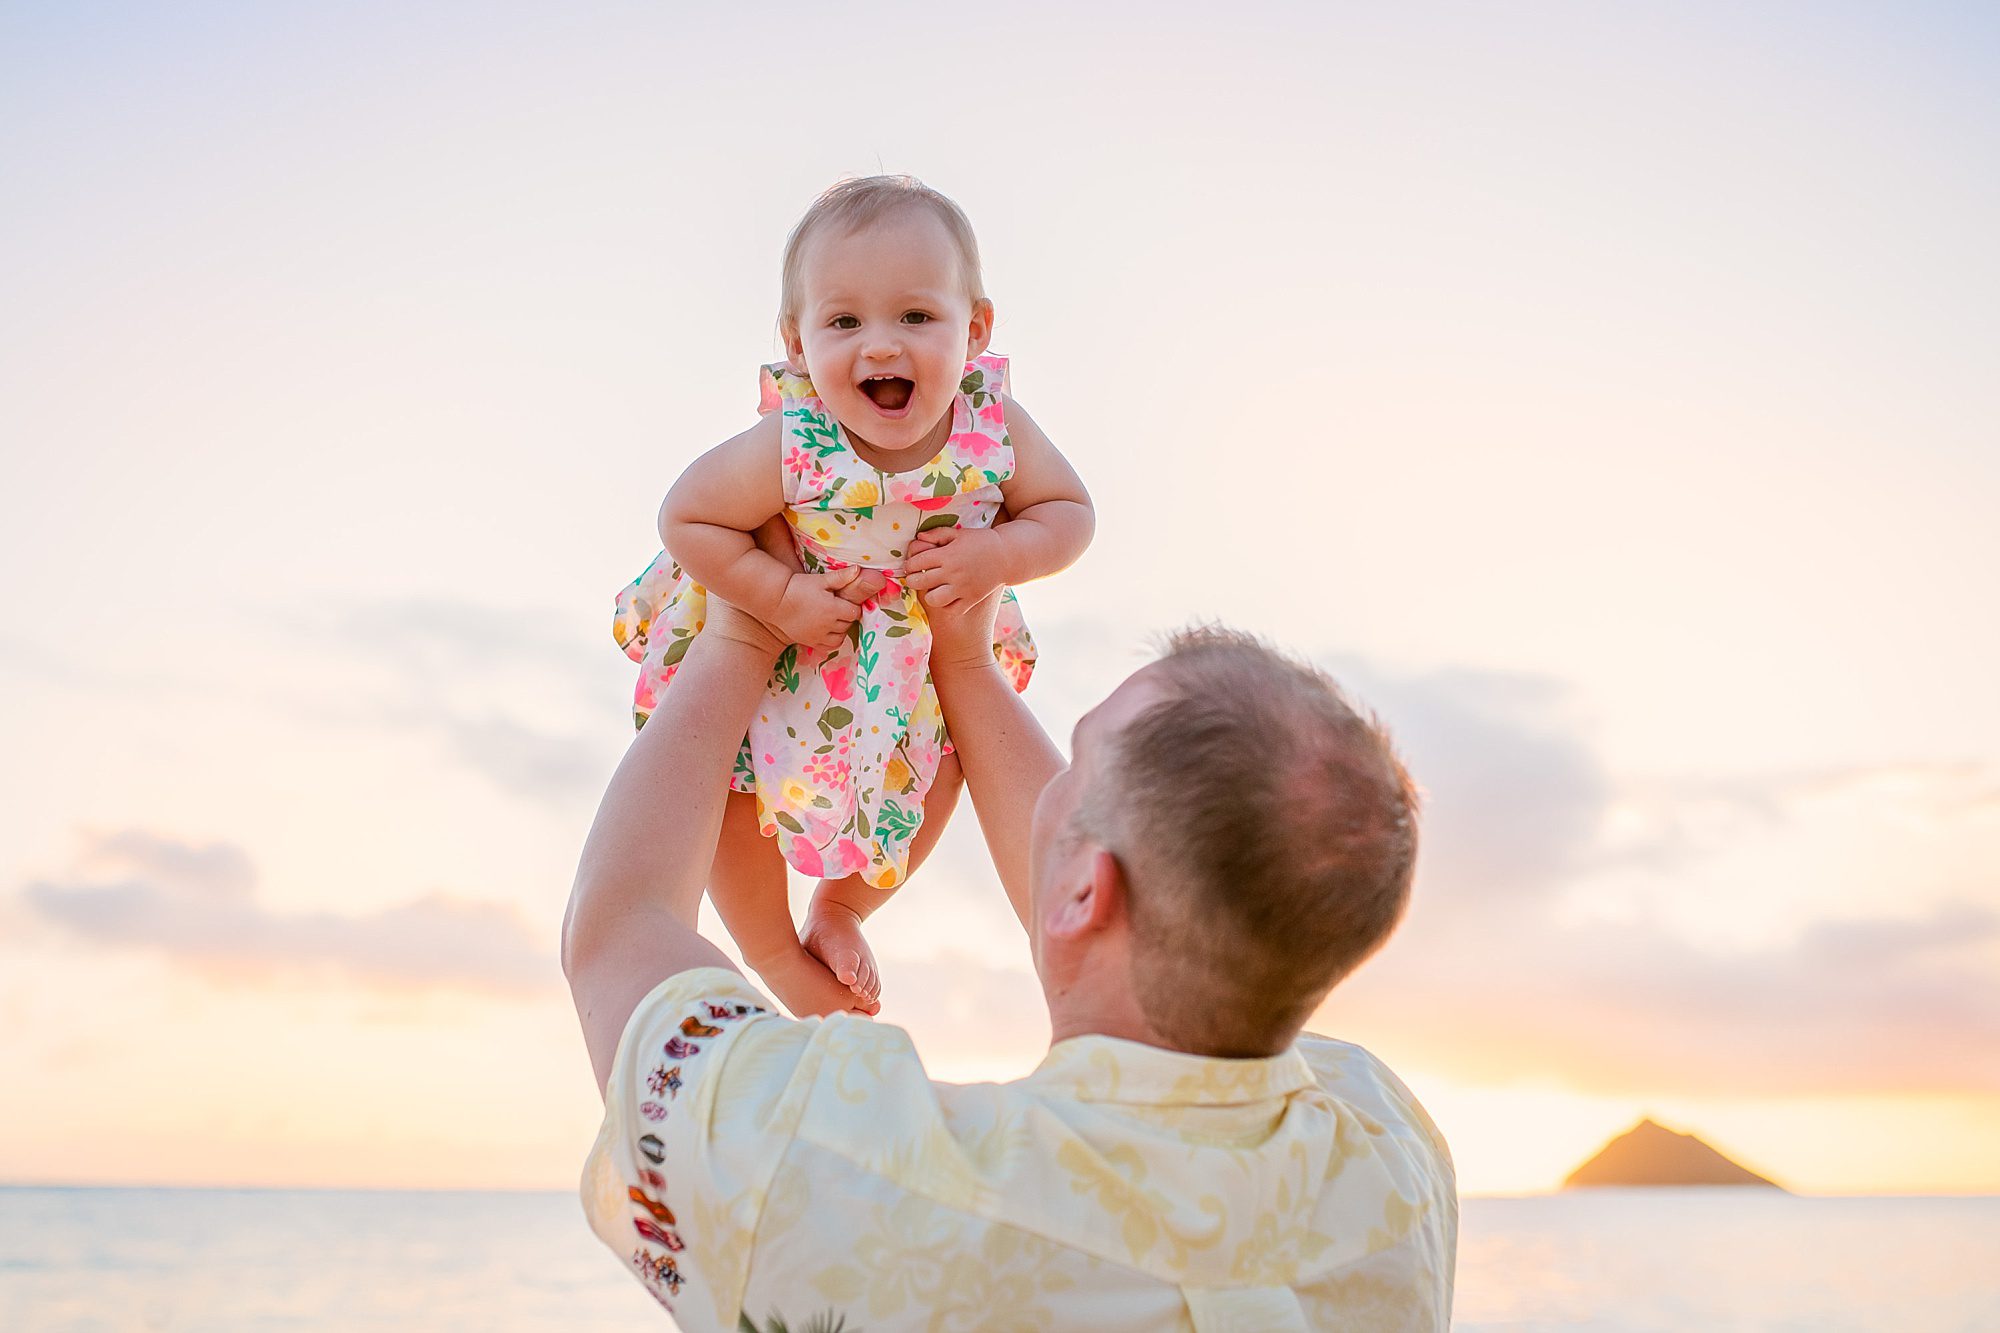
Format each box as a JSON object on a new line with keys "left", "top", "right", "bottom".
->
{"left": 1044, "top": 967, "right": 1169, "bottom": 1050}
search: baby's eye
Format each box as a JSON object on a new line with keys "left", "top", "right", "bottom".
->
{"left": 901, "top": 311, "right": 932, "bottom": 325}
{"left": 830, "top": 315, "right": 860, "bottom": 330}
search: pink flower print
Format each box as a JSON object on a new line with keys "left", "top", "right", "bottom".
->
{"left": 910, "top": 495, "right": 954, "bottom": 512}
{"left": 804, "top": 752, "right": 850, "bottom": 785}
{"left": 783, "top": 445, "right": 813, "bottom": 476}
{"left": 888, "top": 478, "right": 927, "bottom": 505}
{"left": 833, "top": 838, "right": 869, "bottom": 875}
{"left": 976, "top": 402, "right": 1005, "bottom": 426}
{"left": 821, "top": 660, "right": 854, "bottom": 701}
{"left": 788, "top": 835, "right": 824, "bottom": 877}
{"left": 957, "top": 429, "right": 1000, "bottom": 463}
{"left": 662, "top": 1037, "right": 700, "bottom": 1059}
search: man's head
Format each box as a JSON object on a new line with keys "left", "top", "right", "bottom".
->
{"left": 1032, "top": 627, "right": 1420, "bottom": 1058}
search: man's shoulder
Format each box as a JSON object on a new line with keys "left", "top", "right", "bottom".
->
{"left": 1296, "top": 1031, "right": 1456, "bottom": 1178}
{"left": 586, "top": 969, "right": 929, "bottom": 1322}
{"left": 611, "top": 968, "right": 943, "bottom": 1136}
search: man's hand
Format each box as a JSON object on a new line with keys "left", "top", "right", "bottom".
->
{"left": 905, "top": 526, "right": 1011, "bottom": 610}
{"left": 729, "top": 566, "right": 884, "bottom": 656}
{"left": 921, "top": 579, "right": 1003, "bottom": 674}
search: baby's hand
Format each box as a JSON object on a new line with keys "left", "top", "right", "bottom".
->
{"left": 904, "top": 526, "right": 1010, "bottom": 609}
{"left": 774, "top": 571, "right": 873, "bottom": 650}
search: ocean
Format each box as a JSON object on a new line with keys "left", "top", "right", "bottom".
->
{"left": 1, "top": 1186, "right": 1995, "bottom": 1331}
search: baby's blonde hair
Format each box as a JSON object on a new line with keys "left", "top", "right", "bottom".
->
{"left": 778, "top": 175, "right": 987, "bottom": 341}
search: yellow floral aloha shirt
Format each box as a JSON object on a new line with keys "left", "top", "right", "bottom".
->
{"left": 582, "top": 969, "right": 1457, "bottom": 1330}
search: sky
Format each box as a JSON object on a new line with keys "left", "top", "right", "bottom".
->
{"left": 2, "top": 1, "right": 1996, "bottom": 1198}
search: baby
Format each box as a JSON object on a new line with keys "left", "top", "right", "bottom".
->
{"left": 613, "top": 176, "right": 1093, "bottom": 1017}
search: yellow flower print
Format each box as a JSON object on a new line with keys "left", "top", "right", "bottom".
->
{"left": 803, "top": 516, "right": 842, "bottom": 547}
{"left": 958, "top": 467, "right": 988, "bottom": 494}
{"left": 1054, "top": 1140, "right": 1226, "bottom": 1266}
{"left": 780, "top": 776, "right": 813, "bottom": 809}
{"left": 841, "top": 478, "right": 881, "bottom": 509}
{"left": 851, "top": 1195, "right": 959, "bottom": 1318}
{"left": 884, "top": 754, "right": 914, "bottom": 793}
{"left": 811, "top": 1194, "right": 1077, "bottom": 1324}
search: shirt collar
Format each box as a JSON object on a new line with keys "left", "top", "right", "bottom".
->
{"left": 1027, "top": 1033, "right": 1317, "bottom": 1106}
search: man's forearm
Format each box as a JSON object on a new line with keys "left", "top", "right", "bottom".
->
{"left": 927, "top": 653, "right": 1065, "bottom": 932}
{"left": 564, "top": 631, "right": 775, "bottom": 971}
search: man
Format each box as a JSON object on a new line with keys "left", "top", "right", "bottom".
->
{"left": 563, "top": 569, "right": 1457, "bottom": 1330}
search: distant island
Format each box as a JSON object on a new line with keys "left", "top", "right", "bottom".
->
{"left": 1564, "top": 1118, "right": 1785, "bottom": 1190}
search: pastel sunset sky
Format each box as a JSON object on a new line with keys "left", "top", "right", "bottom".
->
{"left": 3, "top": 2, "right": 1995, "bottom": 1197}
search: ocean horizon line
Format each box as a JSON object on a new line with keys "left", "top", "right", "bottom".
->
{"left": 5, "top": 1180, "right": 1995, "bottom": 1201}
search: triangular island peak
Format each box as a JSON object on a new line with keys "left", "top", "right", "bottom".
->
{"left": 1563, "top": 1118, "right": 1785, "bottom": 1190}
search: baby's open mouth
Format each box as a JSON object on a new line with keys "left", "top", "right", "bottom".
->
{"left": 860, "top": 375, "right": 914, "bottom": 411}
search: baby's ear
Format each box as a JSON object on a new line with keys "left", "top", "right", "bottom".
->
{"left": 964, "top": 298, "right": 995, "bottom": 359}
{"left": 782, "top": 322, "right": 808, "bottom": 372}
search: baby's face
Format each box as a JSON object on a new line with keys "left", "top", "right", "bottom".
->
{"left": 787, "top": 208, "right": 991, "bottom": 456}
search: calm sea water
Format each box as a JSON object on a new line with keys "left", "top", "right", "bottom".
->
{"left": 1, "top": 1186, "right": 1995, "bottom": 1331}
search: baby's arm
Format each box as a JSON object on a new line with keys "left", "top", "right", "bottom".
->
{"left": 659, "top": 416, "right": 860, "bottom": 650}
{"left": 903, "top": 397, "right": 1094, "bottom": 608}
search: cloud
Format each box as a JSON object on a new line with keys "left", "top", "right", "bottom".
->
{"left": 426, "top": 710, "right": 612, "bottom": 803}
{"left": 850, "top": 639, "right": 2000, "bottom": 1100}
{"left": 1594, "top": 760, "right": 2000, "bottom": 875}
{"left": 1331, "top": 899, "right": 2000, "bottom": 1097}
{"left": 20, "top": 830, "right": 554, "bottom": 995}
{"left": 1325, "top": 661, "right": 1613, "bottom": 906}
{"left": 81, "top": 830, "right": 257, "bottom": 900}
{"left": 339, "top": 597, "right": 595, "bottom": 686}
{"left": 328, "top": 595, "right": 623, "bottom": 802}
{"left": 1247, "top": 653, "right": 2000, "bottom": 1098}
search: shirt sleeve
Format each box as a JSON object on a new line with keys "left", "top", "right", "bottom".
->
{"left": 580, "top": 967, "right": 817, "bottom": 1328}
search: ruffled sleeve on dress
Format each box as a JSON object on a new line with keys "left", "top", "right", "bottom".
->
{"left": 961, "top": 353, "right": 1008, "bottom": 402}
{"left": 759, "top": 362, "right": 809, "bottom": 417}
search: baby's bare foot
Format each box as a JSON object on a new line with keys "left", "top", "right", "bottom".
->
{"left": 801, "top": 903, "right": 881, "bottom": 1007}
{"left": 751, "top": 944, "right": 878, "bottom": 1019}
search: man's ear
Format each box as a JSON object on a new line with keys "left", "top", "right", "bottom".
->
{"left": 1045, "top": 849, "right": 1126, "bottom": 941}
{"left": 964, "top": 299, "right": 995, "bottom": 361}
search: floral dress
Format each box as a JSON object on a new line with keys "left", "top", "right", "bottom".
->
{"left": 613, "top": 354, "right": 1036, "bottom": 889}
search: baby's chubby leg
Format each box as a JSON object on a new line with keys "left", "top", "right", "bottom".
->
{"left": 802, "top": 753, "right": 964, "bottom": 1006}
{"left": 710, "top": 790, "right": 878, "bottom": 1018}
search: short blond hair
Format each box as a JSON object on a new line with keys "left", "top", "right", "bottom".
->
{"left": 778, "top": 175, "right": 987, "bottom": 341}
{"left": 1076, "top": 627, "right": 1421, "bottom": 1057}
